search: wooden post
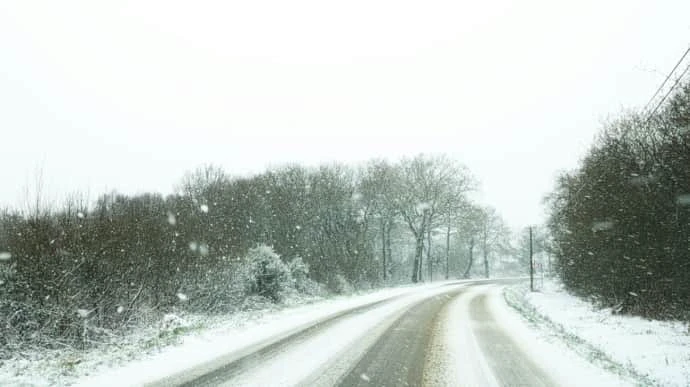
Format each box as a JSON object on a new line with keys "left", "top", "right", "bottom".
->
{"left": 530, "top": 226, "right": 534, "bottom": 292}
{"left": 445, "top": 214, "right": 451, "bottom": 280}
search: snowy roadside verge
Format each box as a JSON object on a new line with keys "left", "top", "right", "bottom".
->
{"left": 76, "top": 280, "right": 478, "bottom": 387}
{"left": 444, "top": 284, "right": 631, "bottom": 387}
{"left": 504, "top": 279, "right": 690, "bottom": 387}
{"left": 0, "top": 283, "right": 413, "bottom": 386}
{"left": 0, "top": 279, "right": 481, "bottom": 387}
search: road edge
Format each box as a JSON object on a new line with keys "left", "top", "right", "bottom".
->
{"left": 502, "top": 284, "right": 655, "bottom": 386}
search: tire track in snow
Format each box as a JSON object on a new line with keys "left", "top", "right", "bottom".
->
{"left": 153, "top": 279, "right": 524, "bottom": 387}
{"left": 174, "top": 293, "right": 412, "bottom": 387}
{"left": 469, "top": 292, "right": 555, "bottom": 386}
{"left": 334, "top": 288, "right": 466, "bottom": 387}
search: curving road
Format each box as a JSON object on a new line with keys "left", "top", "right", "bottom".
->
{"left": 149, "top": 280, "right": 588, "bottom": 387}
{"left": 334, "top": 290, "right": 465, "bottom": 387}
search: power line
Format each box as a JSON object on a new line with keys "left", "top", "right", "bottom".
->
{"left": 647, "top": 60, "right": 690, "bottom": 119}
{"left": 643, "top": 45, "right": 690, "bottom": 114}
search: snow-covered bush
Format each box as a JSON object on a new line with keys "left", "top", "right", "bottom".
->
{"left": 354, "top": 279, "right": 373, "bottom": 291}
{"left": 329, "top": 273, "right": 354, "bottom": 294}
{"left": 239, "top": 245, "right": 292, "bottom": 302}
{"left": 287, "top": 256, "right": 309, "bottom": 284}
{"left": 287, "top": 256, "right": 323, "bottom": 295}
{"left": 240, "top": 294, "right": 274, "bottom": 311}
{"left": 158, "top": 313, "right": 190, "bottom": 338}
{"left": 0, "top": 261, "right": 16, "bottom": 292}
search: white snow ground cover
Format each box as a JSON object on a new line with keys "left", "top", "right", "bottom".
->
{"left": 505, "top": 279, "right": 690, "bottom": 387}
{"left": 215, "top": 283, "right": 468, "bottom": 387}
{"left": 428, "top": 284, "right": 630, "bottom": 386}
{"left": 0, "top": 280, "right": 463, "bottom": 386}
{"left": 75, "top": 280, "right": 470, "bottom": 387}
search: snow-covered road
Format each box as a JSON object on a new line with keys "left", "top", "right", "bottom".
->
{"left": 136, "top": 280, "right": 627, "bottom": 387}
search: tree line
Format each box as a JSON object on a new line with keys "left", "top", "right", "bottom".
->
{"left": 0, "top": 153, "right": 516, "bottom": 355}
{"left": 546, "top": 81, "right": 690, "bottom": 320}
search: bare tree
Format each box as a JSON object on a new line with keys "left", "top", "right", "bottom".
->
{"left": 456, "top": 205, "right": 483, "bottom": 278}
{"left": 393, "top": 155, "right": 473, "bottom": 283}
{"left": 476, "top": 206, "right": 509, "bottom": 278}
{"left": 176, "top": 164, "right": 229, "bottom": 200}
{"left": 359, "top": 160, "right": 400, "bottom": 281}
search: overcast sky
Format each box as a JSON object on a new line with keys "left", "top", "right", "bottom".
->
{"left": 1, "top": 0, "right": 689, "bottom": 229}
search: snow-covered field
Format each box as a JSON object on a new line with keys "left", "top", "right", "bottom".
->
{"left": 505, "top": 279, "right": 690, "bottom": 387}
{"left": 0, "top": 280, "right": 456, "bottom": 387}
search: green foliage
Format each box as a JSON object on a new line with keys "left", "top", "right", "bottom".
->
{"left": 546, "top": 81, "right": 690, "bottom": 320}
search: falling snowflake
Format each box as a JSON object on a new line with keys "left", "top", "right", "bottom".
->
{"left": 199, "top": 244, "right": 209, "bottom": 256}
{"left": 0, "top": 252, "right": 11, "bottom": 261}
{"left": 415, "top": 202, "right": 431, "bottom": 214}
{"left": 117, "top": 306, "right": 125, "bottom": 314}
{"left": 200, "top": 204, "right": 209, "bottom": 213}
{"left": 360, "top": 374, "right": 370, "bottom": 382}
{"left": 176, "top": 293, "right": 188, "bottom": 301}
{"left": 591, "top": 220, "right": 614, "bottom": 232}
{"left": 676, "top": 194, "right": 690, "bottom": 206}
{"left": 189, "top": 242, "right": 198, "bottom": 252}
{"left": 167, "top": 212, "right": 177, "bottom": 226}
{"left": 630, "top": 174, "right": 656, "bottom": 186}
{"left": 77, "top": 309, "right": 91, "bottom": 318}
{"left": 77, "top": 212, "right": 85, "bottom": 219}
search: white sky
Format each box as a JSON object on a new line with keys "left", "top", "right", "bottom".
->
{"left": 1, "top": 0, "right": 689, "bottom": 229}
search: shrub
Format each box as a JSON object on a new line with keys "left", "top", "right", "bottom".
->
{"left": 159, "top": 313, "right": 190, "bottom": 338}
{"left": 240, "top": 245, "right": 292, "bottom": 302}
{"left": 287, "top": 257, "right": 325, "bottom": 296}
{"left": 329, "top": 273, "right": 354, "bottom": 294}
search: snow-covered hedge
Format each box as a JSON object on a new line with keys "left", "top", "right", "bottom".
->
{"left": 238, "top": 245, "right": 292, "bottom": 302}
{"left": 329, "top": 273, "right": 354, "bottom": 295}
{"left": 287, "top": 256, "right": 324, "bottom": 296}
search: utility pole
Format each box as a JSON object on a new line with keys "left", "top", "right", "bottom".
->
{"left": 428, "top": 229, "right": 432, "bottom": 282}
{"left": 529, "top": 226, "right": 534, "bottom": 292}
{"left": 445, "top": 215, "right": 451, "bottom": 280}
